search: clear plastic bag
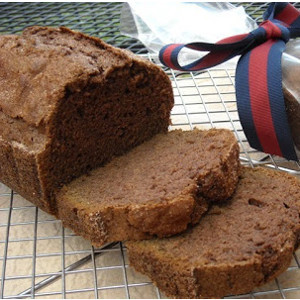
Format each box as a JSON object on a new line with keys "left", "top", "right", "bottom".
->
{"left": 282, "top": 40, "right": 300, "bottom": 157}
{"left": 120, "top": 2, "right": 257, "bottom": 68}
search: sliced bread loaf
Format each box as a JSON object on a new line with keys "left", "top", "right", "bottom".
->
{"left": 126, "top": 167, "right": 300, "bottom": 298}
{"left": 0, "top": 26, "right": 173, "bottom": 214}
{"left": 57, "top": 128, "right": 240, "bottom": 246}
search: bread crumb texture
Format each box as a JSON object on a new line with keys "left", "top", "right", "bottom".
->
{"left": 57, "top": 128, "right": 240, "bottom": 246}
{"left": 126, "top": 167, "right": 300, "bottom": 298}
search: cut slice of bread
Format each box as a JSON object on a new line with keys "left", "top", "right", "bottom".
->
{"left": 57, "top": 128, "right": 240, "bottom": 246}
{"left": 126, "top": 167, "right": 300, "bottom": 299}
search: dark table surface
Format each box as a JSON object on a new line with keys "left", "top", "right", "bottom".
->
{"left": 0, "top": 2, "right": 293, "bottom": 54}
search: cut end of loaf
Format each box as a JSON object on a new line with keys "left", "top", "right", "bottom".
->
{"left": 0, "top": 26, "right": 174, "bottom": 213}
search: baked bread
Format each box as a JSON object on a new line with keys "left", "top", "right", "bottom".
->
{"left": 126, "top": 167, "right": 300, "bottom": 298}
{"left": 284, "top": 90, "right": 300, "bottom": 150}
{"left": 0, "top": 26, "right": 173, "bottom": 214}
{"left": 57, "top": 128, "right": 240, "bottom": 246}
{"left": 282, "top": 39, "right": 300, "bottom": 151}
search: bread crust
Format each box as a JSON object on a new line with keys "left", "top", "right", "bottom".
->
{"left": 126, "top": 167, "right": 300, "bottom": 298}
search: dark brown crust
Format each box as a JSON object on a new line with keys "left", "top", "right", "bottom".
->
{"left": 126, "top": 167, "right": 300, "bottom": 298}
{"left": 58, "top": 187, "right": 208, "bottom": 246}
{"left": 57, "top": 128, "right": 240, "bottom": 247}
{"left": 128, "top": 242, "right": 294, "bottom": 299}
{"left": 283, "top": 87, "right": 300, "bottom": 150}
{"left": 0, "top": 26, "right": 173, "bottom": 213}
{"left": 0, "top": 139, "right": 44, "bottom": 207}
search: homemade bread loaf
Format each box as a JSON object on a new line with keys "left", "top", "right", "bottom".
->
{"left": 282, "top": 39, "right": 300, "bottom": 151}
{"left": 0, "top": 26, "right": 173, "bottom": 213}
{"left": 284, "top": 89, "right": 300, "bottom": 150}
{"left": 126, "top": 167, "right": 300, "bottom": 298}
{"left": 57, "top": 128, "right": 240, "bottom": 246}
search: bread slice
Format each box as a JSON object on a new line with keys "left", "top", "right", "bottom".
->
{"left": 57, "top": 128, "right": 240, "bottom": 246}
{"left": 126, "top": 167, "right": 300, "bottom": 298}
{"left": 0, "top": 26, "right": 173, "bottom": 214}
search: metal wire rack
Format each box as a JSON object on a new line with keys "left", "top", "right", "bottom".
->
{"left": 1, "top": 2, "right": 300, "bottom": 299}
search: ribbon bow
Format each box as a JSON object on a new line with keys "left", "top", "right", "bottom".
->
{"left": 159, "top": 2, "right": 300, "bottom": 161}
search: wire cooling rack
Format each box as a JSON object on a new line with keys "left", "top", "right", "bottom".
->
{"left": 1, "top": 2, "right": 300, "bottom": 299}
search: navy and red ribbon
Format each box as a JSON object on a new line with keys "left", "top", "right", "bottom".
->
{"left": 159, "top": 2, "right": 300, "bottom": 161}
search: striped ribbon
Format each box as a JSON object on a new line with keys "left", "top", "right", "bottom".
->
{"left": 159, "top": 2, "right": 300, "bottom": 161}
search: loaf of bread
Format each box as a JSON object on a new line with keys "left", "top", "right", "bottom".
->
{"left": 126, "top": 167, "right": 300, "bottom": 298}
{"left": 284, "top": 89, "right": 300, "bottom": 150}
{"left": 282, "top": 39, "right": 300, "bottom": 151}
{"left": 57, "top": 128, "right": 240, "bottom": 246}
{"left": 0, "top": 26, "right": 173, "bottom": 214}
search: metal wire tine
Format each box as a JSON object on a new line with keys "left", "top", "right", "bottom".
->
{"left": 170, "top": 69, "right": 194, "bottom": 130}
{"left": 190, "top": 72, "right": 215, "bottom": 128}
{"left": 119, "top": 242, "right": 130, "bottom": 299}
{"left": 61, "top": 226, "right": 66, "bottom": 298}
{"left": 239, "top": 156, "right": 300, "bottom": 175}
{"left": 251, "top": 288, "right": 290, "bottom": 298}
{"left": 1, "top": 190, "right": 14, "bottom": 299}
{"left": 0, "top": 219, "right": 61, "bottom": 229}
{"left": 295, "top": 160, "right": 300, "bottom": 171}
{"left": 242, "top": 2, "right": 268, "bottom": 20}
{"left": 31, "top": 207, "right": 38, "bottom": 299}
{"left": 259, "top": 153, "right": 280, "bottom": 169}
{"left": 293, "top": 252, "right": 300, "bottom": 268}
{"left": 91, "top": 245, "right": 99, "bottom": 299}
{"left": 275, "top": 277, "right": 286, "bottom": 299}
{"left": 269, "top": 154, "right": 279, "bottom": 170}
{"left": 17, "top": 241, "right": 119, "bottom": 298}
{"left": 155, "top": 286, "right": 162, "bottom": 299}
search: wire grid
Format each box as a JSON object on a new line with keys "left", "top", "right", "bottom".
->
{"left": 0, "top": 2, "right": 300, "bottom": 299}
{"left": 0, "top": 2, "right": 147, "bottom": 54}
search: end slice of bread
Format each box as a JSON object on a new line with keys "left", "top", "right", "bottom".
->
{"left": 57, "top": 128, "right": 240, "bottom": 246}
{"left": 126, "top": 167, "right": 300, "bottom": 298}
